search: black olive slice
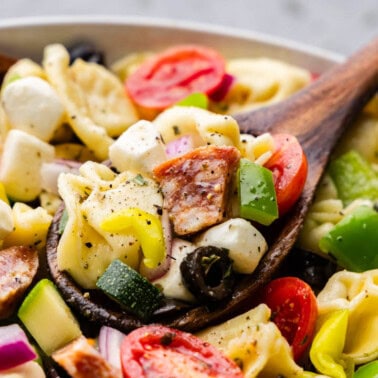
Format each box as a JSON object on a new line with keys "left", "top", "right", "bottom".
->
{"left": 180, "top": 246, "right": 235, "bottom": 302}
{"left": 67, "top": 42, "right": 105, "bottom": 65}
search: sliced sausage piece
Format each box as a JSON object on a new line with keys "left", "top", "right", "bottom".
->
{"left": 52, "top": 336, "right": 122, "bottom": 378}
{"left": 153, "top": 145, "right": 240, "bottom": 235}
{"left": 0, "top": 245, "right": 39, "bottom": 319}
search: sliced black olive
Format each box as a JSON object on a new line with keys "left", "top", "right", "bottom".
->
{"left": 180, "top": 246, "right": 235, "bottom": 302}
{"left": 67, "top": 42, "right": 105, "bottom": 65}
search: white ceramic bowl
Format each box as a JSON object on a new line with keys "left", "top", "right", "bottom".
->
{"left": 0, "top": 16, "right": 342, "bottom": 70}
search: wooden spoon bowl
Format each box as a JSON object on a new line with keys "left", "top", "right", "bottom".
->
{"left": 44, "top": 37, "right": 378, "bottom": 333}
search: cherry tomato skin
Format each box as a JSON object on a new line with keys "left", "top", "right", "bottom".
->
{"left": 260, "top": 277, "right": 318, "bottom": 362}
{"left": 125, "top": 45, "right": 226, "bottom": 110}
{"left": 120, "top": 325, "right": 243, "bottom": 378}
{"left": 264, "top": 133, "right": 308, "bottom": 215}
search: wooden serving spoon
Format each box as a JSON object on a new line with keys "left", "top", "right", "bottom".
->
{"left": 167, "top": 36, "right": 378, "bottom": 331}
{"left": 44, "top": 37, "right": 378, "bottom": 334}
{"left": 0, "top": 53, "right": 16, "bottom": 82}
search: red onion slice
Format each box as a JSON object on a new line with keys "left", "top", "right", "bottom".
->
{"left": 0, "top": 324, "right": 37, "bottom": 371}
{"left": 165, "top": 135, "right": 195, "bottom": 158}
{"left": 209, "top": 73, "right": 235, "bottom": 102}
{"left": 98, "top": 326, "right": 125, "bottom": 370}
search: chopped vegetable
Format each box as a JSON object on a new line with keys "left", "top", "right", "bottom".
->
{"left": 310, "top": 310, "right": 354, "bottom": 378}
{"left": 165, "top": 135, "right": 196, "bottom": 158}
{"left": 260, "top": 276, "right": 318, "bottom": 362}
{"left": 125, "top": 44, "right": 226, "bottom": 110}
{"left": 354, "top": 360, "right": 378, "bottom": 378}
{"left": 180, "top": 246, "right": 235, "bottom": 302}
{"left": 120, "top": 325, "right": 243, "bottom": 378}
{"left": 208, "top": 73, "right": 235, "bottom": 102}
{"left": 265, "top": 133, "right": 308, "bottom": 215}
{"left": 238, "top": 158, "right": 278, "bottom": 225}
{"left": 328, "top": 150, "right": 378, "bottom": 205}
{"left": 18, "top": 278, "right": 82, "bottom": 355}
{"left": 100, "top": 207, "right": 165, "bottom": 269}
{"left": 319, "top": 206, "right": 378, "bottom": 272}
{"left": 176, "top": 92, "right": 209, "bottom": 109}
{"left": 98, "top": 326, "right": 126, "bottom": 370}
{"left": 0, "top": 324, "right": 37, "bottom": 371}
{"left": 67, "top": 41, "right": 105, "bottom": 65}
{"left": 96, "top": 259, "right": 163, "bottom": 321}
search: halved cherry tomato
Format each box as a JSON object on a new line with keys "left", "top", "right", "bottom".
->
{"left": 120, "top": 325, "right": 243, "bottom": 378}
{"left": 260, "top": 276, "right": 318, "bottom": 362}
{"left": 125, "top": 45, "right": 226, "bottom": 110}
{"left": 264, "top": 133, "right": 308, "bottom": 215}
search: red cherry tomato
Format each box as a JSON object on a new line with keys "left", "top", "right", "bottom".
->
{"left": 260, "top": 276, "right": 318, "bottom": 362}
{"left": 120, "top": 325, "right": 243, "bottom": 378}
{"left": 125, "top": 45, "right": 226, "bottom": 110}
{"left": 264, "top": 133, "right": 308, "bottom": 215}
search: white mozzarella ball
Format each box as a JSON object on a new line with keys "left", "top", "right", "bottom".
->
{"left": 109, "top": 120, "right": 167, "bottom": 175}
{"left": 196, "top": 218, "right": 268, "bottom": 274}
{"left": 0, "top": 129, "right": 55, "bottom": 201}
{"left": 2, "top": 76, "right": 65, "bottom": 141}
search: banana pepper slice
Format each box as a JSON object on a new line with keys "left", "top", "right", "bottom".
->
{"left": 310, "top": 309, "right": 354, "bottom": 378}
{"left": 100, "top": 207, "right": 165, "bottom": 269}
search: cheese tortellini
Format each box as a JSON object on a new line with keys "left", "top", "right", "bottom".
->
{"left": 57, "top": 161, "right": 163, "bottom": 288}
{"left": 216, "top": 57, "right": 311, "bottom": 114}
{"left": 197, "top": 304, "right": 303, "bottom": 378}
{"left": 42, "top": 44, "right": 138, "bottom": 161}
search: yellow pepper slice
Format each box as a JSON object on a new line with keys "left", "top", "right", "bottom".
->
{"left": 100, "top": 207, "right": 165, "bottom": 269}
{"left": 310, "top": 309, "right": 354, "bottom": 378}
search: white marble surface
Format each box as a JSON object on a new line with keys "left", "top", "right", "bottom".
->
{"left": 0, "top": 0, "right": 377, "bottom": 56}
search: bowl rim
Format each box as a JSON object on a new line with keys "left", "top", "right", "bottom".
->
{"left": 0, "top": 15, "right": 343, "bottom": 62}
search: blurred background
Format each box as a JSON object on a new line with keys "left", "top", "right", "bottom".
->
{"left": 0, "top": 0, "right": 377, "bottom": 55}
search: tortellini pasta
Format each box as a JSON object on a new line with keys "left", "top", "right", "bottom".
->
{"left": 57, "top": 161, "right": 163, "bottom": 288}
{"left": 317, "top": 269, "right": 378, "bottom": 365}
{"left": 215, "top": 57, "right": 311, "bottom": 114}
{"left": 42, "top": 44, "right": 139, "bottom": 161}
{"left": 70, "top": 58, "right": 139, "bottom": 137}
{"left": 196, "top": 304, "right": 303, "bottom": 378}
{"left": 153, "top": 105, "right": 241, "bottom": 148}
{"left": 153, "top": 105, "right": 276, "bottom": 164}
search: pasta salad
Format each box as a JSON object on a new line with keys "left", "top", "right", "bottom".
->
{"left": 0, "top": 40, "right": 377, "bottom": 378}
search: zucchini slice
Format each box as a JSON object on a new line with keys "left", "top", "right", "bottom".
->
{"left": 96, "top": 259, "right": 163, "bottom": 321}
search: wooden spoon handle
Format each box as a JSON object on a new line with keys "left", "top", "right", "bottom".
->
{"left": 0, "top": 53, "right": 17, "bottom": 82}
{"left": 235, "top": 36, "right": 378, "bottom": 155}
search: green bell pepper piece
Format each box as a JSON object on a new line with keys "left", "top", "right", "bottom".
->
{"left": 319, "top": 206, "right": 378, "bottom": 272}
{"left": 310, "top": 309, "right": 354, "bottom": 378}
{"left": 327, "top": 150, "right": 378, "bottom": 205}
{"left": 238, "top": 158, "right": 278, "bottom": 226}
{"left": 354, "top": 360, "right": 378, "bottom": 378}
{"left": 176, "top": 92, "right": 209, "bottom": 109}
